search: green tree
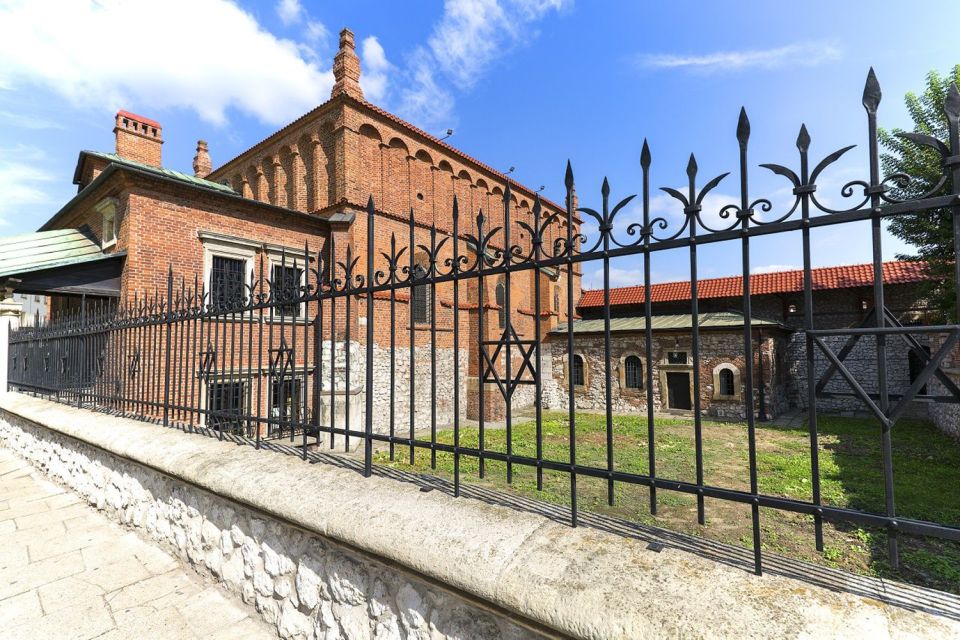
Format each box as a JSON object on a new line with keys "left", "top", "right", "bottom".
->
{"left": 878, "top": 65, "right": 959, "bottom": 322}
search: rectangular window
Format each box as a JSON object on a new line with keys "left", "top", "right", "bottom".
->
{"left": 102, "top": 209, "right": 117, "bottom": 247}
{"left": 206, "top": 381, "right": 246, "bottom": 433}
{"left": 667, "top": 351, "right": 688, "bottom": 365}
{"left": 271, "top": 264, "right": 303, "bottom": 317}
{"left": 210, "top": 256, "right": 246, "bottom": 309}
{"left": 411, "top": 264, "right": 430, "bottom": 324}
{"left": 269, "top": 379, "right": 302, "bottom": 435}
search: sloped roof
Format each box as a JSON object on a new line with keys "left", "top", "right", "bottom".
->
{"left": 552, "top": 312, "right": 787, "bottom": 335}
{"left": 577, "top": 261, "right": 931, "bottom": 309}
{"left": 74, "top": 151, "right": 236, "bottom": 194}
{"left": 0, "top": 229, "right": 110, "bottom": 278}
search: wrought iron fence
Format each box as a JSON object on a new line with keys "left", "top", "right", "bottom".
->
{"left": 7, "top": 70, "right": 960, "bottom": 576}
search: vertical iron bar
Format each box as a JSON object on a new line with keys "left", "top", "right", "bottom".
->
{"left": 736, "top": 109, "right": 762, "bottom": 575}
{"left": 504, "top": 185, "right": 514, "bottom": 484}
{"left": 365, "top": 198, "right": 375, "bottom": 476}
{"left": 601, "top": 179, "right": 615, "bottom": 505}
{"left": 452, "top": 198, "right": 462, "bottom": 497}
{"left": 797, "top": 124, "right": 825, "bottom": 551}
{"left": 409, "top": 212, "right": 416, "bottom": 463}
{"left": 641, "top": 141, "right": 657, "bottom": 515}
{"left": 565, "top": 162, "right": 578, "bottom": 527}
{"left": 864, "top": 69, "right": 897, "bottom": 569}
{"left": 163, "top": 266, "right": 173, "bottom": 427}
{"left": 532, "top": 197, "right": 544, "bottom": 492}
{"left": 687, "top": 156, "right": 706, "bottom": 527}
{"left": 430, "top": 223, "right": 438, "bottom": 470}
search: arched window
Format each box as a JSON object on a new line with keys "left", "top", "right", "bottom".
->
{"left": 495, "top": 281, "right": 506, "bottom": 329}
{"left": 572, "top": 354, "right": 585, "bottom": 386}
{"left": 412, "top": 264, "right": 430, "bottom": 324}
{"left": 719, "top": 368, "right": 736, "bottom": 396}
{"left": 624, "top": 355, "right": 643, "bottom": 389}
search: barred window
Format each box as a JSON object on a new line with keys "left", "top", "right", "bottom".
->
{"left": 496, "top": 281, "right": 506, "bottom": 329}
{"left": 270, "top": 379, "right": 302, "bottom": 434}
{"left": 210, "top": 256, "right": 245, "bottom": 309}
{"left": 271, "top": 264, "right": 303, "bottom": 317}
{"left": 719, "top": 368, "right": 736, "bottom": 396}
{"left": 625, "top": 355, "right": 643, "bottom": 389}
{"left": 206, "top": 381, "right": 246, "bottom": 433}
{"left": 572, "top": 354, "right": 585, "bottom": 386}
{"left": 412, "top": 264, "right": 430, "bottom": 324}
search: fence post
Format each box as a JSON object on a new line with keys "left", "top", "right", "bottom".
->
{"left": 163, "top": 266, "right": 173, "bottom": 427}
{"left": 0, "top": 292, "right": 23, "bottom": 396}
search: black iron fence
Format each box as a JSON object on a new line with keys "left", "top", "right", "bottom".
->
{"left": 7, "top": 70, "right": 960, "bottom": 576}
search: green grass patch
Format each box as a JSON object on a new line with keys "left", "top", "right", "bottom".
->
{"left": 375, "top": 411, "right": 960, "bottom": 593}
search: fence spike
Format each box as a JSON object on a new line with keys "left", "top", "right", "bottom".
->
{"left": 862, "top": 67, "right": 881, "bottom": 114}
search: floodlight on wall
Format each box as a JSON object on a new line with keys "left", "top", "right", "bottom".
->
{"left": 506, "top": 166, "right": 515, "bottom": 175}
{"left": 439, "top": 129, "right": 454, "bottom": 141}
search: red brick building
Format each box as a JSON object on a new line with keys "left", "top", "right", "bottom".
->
{"left": 9, "top": 28, "right": 578, "bottom": 434}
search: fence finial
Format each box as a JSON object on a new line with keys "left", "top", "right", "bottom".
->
{"left": 640, "top": 139, "right": 651, "bottom": 170}
{"left": 862, "top": 67, "right": 881, "bottom": 114}
{"left": 737, "top": 107, "right": 750, "bottom": 146}
{"left": 797, "top": 124, "right": 811, "bottom": 153}
{"left": 946, "top": 81, "right": 960, "bottom": 121}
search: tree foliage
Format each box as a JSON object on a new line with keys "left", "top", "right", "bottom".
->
{"left": 878, "top": 65, "right": 959, "bottom": 322}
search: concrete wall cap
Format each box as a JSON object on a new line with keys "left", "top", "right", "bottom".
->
{"left": 2, "top": 392, "right": 958, "bottom": 639}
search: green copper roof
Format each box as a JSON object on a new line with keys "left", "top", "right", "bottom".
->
{"left": 0, "top": 228, "right": 111, "bottom": 279}
{"left": 552, "top": 312, "right": 787, "bottom": 334}
{"left": 81, "top": 151, "right": 236, "bottom": 194}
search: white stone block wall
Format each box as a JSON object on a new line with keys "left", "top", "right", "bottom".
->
{"left": 0, "top": 410, "right": 537, "bottom": 640}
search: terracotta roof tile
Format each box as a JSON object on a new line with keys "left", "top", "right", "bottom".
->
{"left": 577, "top": 261, "right": 931, "bottom": 309}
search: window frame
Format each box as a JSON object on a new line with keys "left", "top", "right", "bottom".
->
{"left": 712, "top": 363, "right": 741, "bottom": 401}
{"left": 95, "top": 197, "right": 119, "bottom": 249}
{"left": 200, "top": 234, "right": 256, "bottom": 311}
{"left": 622, "top": 354, "right": 644, "bottom": 391}
{"left": 565, "top": 353, "right": 589, "bottom": 388}
{"left": 268, "top": 260, "right": 306, "bottom": 319}
{"left": 203, "top": 379, "right": 248, "bottom": 434}
{"left": 411, "top": 263, "right": 431, "bottom": 325}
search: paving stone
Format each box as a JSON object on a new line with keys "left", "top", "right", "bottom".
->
{"left": 36, "top": 575, "right": 106, "bottom": 613}
{"left": 0, "top": 590, "right": 43, "bottom": 626}
{"left": 0, "top": 449, "right": 272, "bottom": 639}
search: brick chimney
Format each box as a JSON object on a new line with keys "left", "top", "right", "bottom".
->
{"left": 331, "top": 28, "right": 363, "bottom": 100}
{"left": 192, "top": 140, "right": 212, "bottom": 178}
{"left": 114, "top": 110, "right": 163, "bottom": 167}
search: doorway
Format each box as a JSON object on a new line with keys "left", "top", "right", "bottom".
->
{"left": 666, "top": 372, "right": 692, "bottom": 410}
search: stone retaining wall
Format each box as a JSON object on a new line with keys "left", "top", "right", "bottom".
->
{"left": 1, "top": 393, "right": 958, "bottom": 639}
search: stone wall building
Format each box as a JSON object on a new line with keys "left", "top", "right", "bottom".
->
{"left": 545, "top": 262, "right": 938, "bottom": 421}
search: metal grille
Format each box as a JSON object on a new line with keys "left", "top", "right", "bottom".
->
{"left": 7, "top": 70, "right": 960, "bottom": 577}
{"left": 625, "top": 355, "right": 642, "bottom": 389}
{"left": 210, "top": 256, "right": 245, "bottom": 309}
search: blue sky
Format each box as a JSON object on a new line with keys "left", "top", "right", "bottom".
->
{"left": 1, "top": 0, "right": 957, "bottom": 288}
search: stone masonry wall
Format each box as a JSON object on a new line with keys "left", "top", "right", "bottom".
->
{"left": 0, "top": 409, "right": 540, "bottom": 640}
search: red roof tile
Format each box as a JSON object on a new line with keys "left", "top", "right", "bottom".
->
{"left": 577, "top": 261, "right": 931, "bottom": 309}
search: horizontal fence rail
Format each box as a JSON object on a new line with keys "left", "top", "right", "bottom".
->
{"left": 7, "top": 70, "right": 960, "bottom": 576}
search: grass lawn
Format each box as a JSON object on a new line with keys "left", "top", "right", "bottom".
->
{"left": 374, "top": 411, "right": 960, "bottom": 593}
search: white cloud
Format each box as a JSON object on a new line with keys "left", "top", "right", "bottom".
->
{"left": 398, "top": 48, "right": 457, "bottom": 132}
{"left": 360, "top": 36, "right": 392, "bottom": 103}
{"left": 305, "top": 20, "right": 329, "bottom": 46}
{"left": 751, "top": 264, "right": 799, "bottom": 274}
{"left": 276, "top": 0, "right": 303, "bottom": 26}
{"left": 0, "top": 0, "right": 333, "bottom": 126}
{"left": 0, "top": 146, "right": 56, "bottom": 225}
{"left": 639, "top": 42, "right": 841, "bottom": 72}
{"left": 397, "top": 0, "right": 569, "bottom": 129}
{"left": 0, "top": 110, "right": 65, "bottom": 130}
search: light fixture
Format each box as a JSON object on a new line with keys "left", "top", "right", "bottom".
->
{"left": 439, "top": 128, "right": 454, "bottom": 141}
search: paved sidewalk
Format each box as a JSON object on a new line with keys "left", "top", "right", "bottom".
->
{"left": 0, "top": 447, "right": 274, "bottom": 640}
